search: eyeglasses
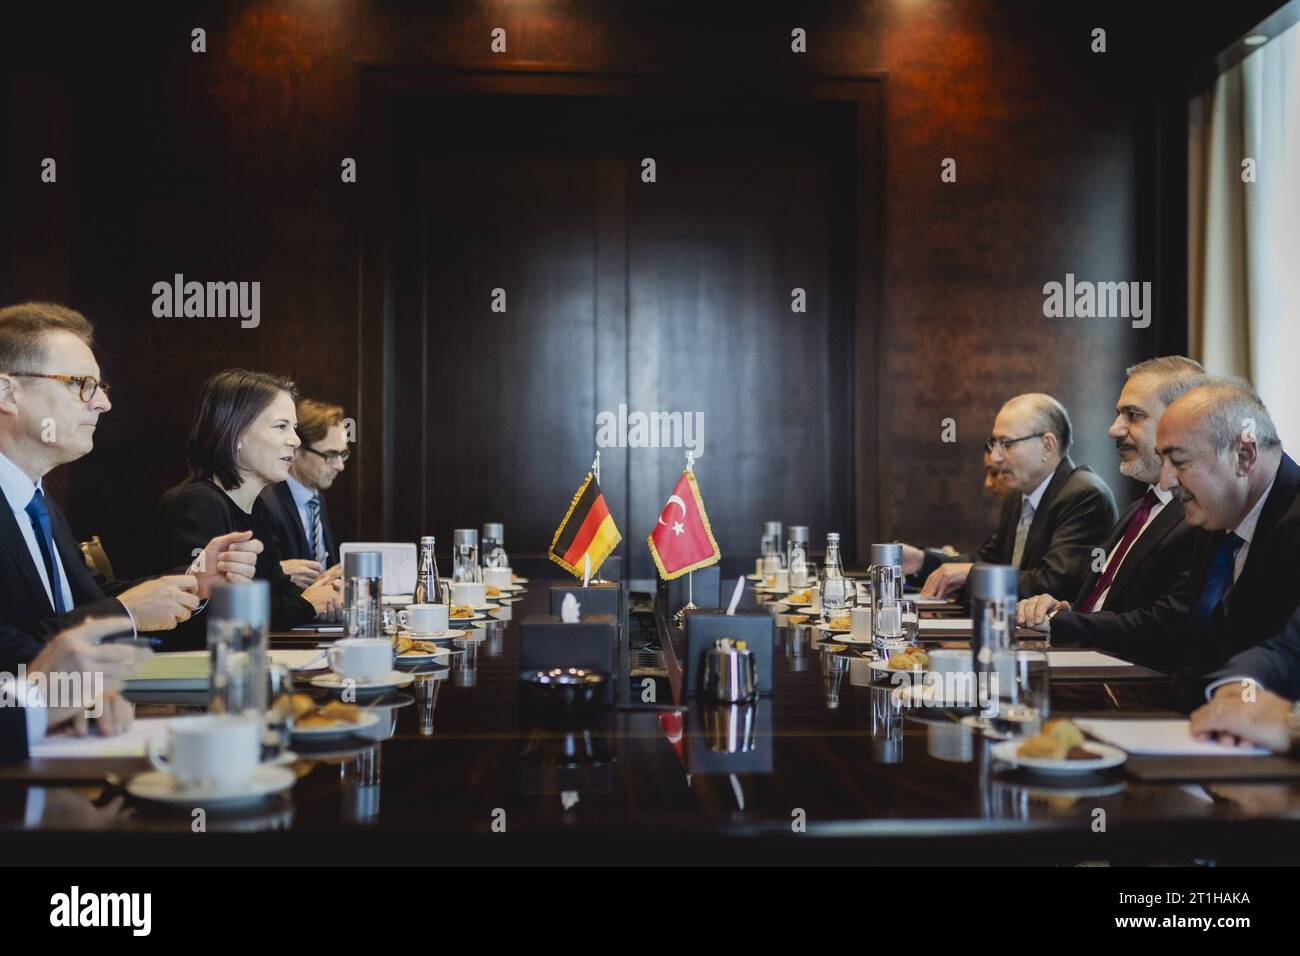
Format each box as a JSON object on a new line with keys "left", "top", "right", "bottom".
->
{"left": 984, "top": 432, "right": 1045, "bottom": 455}
{"left": 303, "top": 446, "right": 350, "bottom": 464}
{"left": 5, "top": 372, "right": 109, "bottom": 403}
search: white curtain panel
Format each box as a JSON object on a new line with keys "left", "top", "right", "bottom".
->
{"left": 1189, "top": 23, "right": 1300, "bottom": 448}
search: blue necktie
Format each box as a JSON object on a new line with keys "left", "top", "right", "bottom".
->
{"left": 1190, "top": 532, "right": 1243, "bottom": 630}
{"left": 25, "top": 488, "right": 67, "bottom": 614}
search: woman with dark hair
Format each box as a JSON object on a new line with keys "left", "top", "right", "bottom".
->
{"left": 157, "top": 370, "right": 342, "bottom": 635}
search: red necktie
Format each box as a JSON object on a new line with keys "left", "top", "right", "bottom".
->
{"left": 1076, "top": 489, "right": 1159, "bottom": 613}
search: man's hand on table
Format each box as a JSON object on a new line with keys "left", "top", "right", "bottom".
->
{"left": 1016, "top": 594, "right": 1068, "bottom": 632}
{"left": 920, "top": 562, "right": 972, "bottom": 599}
{"left": 1189, "top": 682, "right": 1292, "bottom": 752}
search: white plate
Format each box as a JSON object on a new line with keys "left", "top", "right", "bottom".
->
{"left": 290, "top": 709, "right": 383, "bottom": 740}
{"left": 396, "top": 645, "right": 454, "bottom": 664}
{"left": 814, "top": 621, "right": 854, "bottom": 635}
{"left": 990, "top": 740, "right": 1128, "bottom": 774}
{"left": 397, "top": 628, "right": 458, "bottom": 642}
{"left": 127, "top": 765, "right": 296, "bottom": 807}
{"left": 309, "top": 671, "right": 415, "bottom": 693}
{"left": 511, "top": 576, "right": 530, "bottom": 584}
{"left": 868, "top": 658, "right": 932, "bottom": 677}
{"left": 447, "top": 612, "right": 487, "bottom": 624}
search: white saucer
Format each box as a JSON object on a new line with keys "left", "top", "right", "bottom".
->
{"left": 511, "top": 576, "right": 529, "bottom": 584}
{"left": 990, "top": 740, "right": 1128, "bottom": 774}
{"left": 127, "top": 765, "right": 296, "bottom": 808}
{"left": 291, "top": 709, "right": 383, "bottom": 741}
{"left": 397, "top": 628, "right": 458, "bottom": 642}
{"left": 396, "top": 645, "right": 454, "bottom": 664}
{"left": 814, "top": 621, "right": 854, "bottom": 635}
{"left": 868, "top": 658, "right": 930, "bottom": 676}
{"left": 448, "top": 613, "right": 487, "bottom": 624}
{"left": 309, "top": 671, "right": 415, "bottom": 693}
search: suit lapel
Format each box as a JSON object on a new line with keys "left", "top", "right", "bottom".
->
{"left": 0, "top": 504, "right": 54, "bottom": 615}
{"left": 274, "top": 482, "right": 311, "bottom": 557}
{"left": 1223, "top": 454, "right": 1300, "bottom": 620}
{"left": 1104, "top": 497, "right": 1183, "bottom": 603}
{"left": 45, "top": 493, "right": 106, "bottom": 604}
{"left": 1022, "top": 458, "right": 1075, "bottom": 565}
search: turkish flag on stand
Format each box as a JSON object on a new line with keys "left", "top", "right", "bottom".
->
{"left": 647, "top": 469, "right": 721, "bottom": 580}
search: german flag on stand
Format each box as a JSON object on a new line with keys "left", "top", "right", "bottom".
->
{"left": 548, "top": 471, "right": 622, "bottom": 578}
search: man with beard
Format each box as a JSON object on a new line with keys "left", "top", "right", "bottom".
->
{"left": 1017, "top": 356, "right": 1205, "bottom": 626}
{"left": 1034, "top": 377, "right": 1300, "bottom": 696}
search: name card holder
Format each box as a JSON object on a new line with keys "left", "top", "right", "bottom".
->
{"left": 682, "top": 608, "right": 774, "bottom": 699}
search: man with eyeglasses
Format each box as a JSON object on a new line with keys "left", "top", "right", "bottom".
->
{"left": 1025, "top": 378, "right": 1300, "bottom": 695}
{"left": 259, "top": 398, "right": 348, "bottom": 589}
{"left": 0, "top": 302, "right": 262, "bottom": 659}
{"left": 1016, "top": 356, "right": 1205, "bottom": 630}
{"left": 915, "top": 392, "right": 1117, "bottom": 600}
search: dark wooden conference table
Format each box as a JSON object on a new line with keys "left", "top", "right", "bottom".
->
{"left": 4, "top": 575, "right": 1300, "bottom": 865}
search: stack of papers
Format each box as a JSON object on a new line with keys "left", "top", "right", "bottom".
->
{"left": 1075, "top": 719, "right": 1269, "bottom": 757}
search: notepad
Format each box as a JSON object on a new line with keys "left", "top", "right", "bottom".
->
{"left": 30, "top": 717, "right": 171, "bottom": 759}
{"left": 918, "top": 618, "right": 972, "bottom": 632}
{"left": 1075, "top": 719, "right": 1269, "bottom": 757}
{"left": 1046, "top": 651, "right": 1133, "bottom": 668}
{"left": 123, "top": 651, "right": 207, "bottom": 689}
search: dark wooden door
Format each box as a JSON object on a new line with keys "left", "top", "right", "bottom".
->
{"left": 386, "top": 93, "right": 859, "bottom": 577}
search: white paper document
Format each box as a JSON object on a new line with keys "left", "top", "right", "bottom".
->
{"left": 1046, "top": 651, "right": 1133, "bottom": 668}
{"left": 30, "top": 717, "right": 171, "bottom": 759}
{"left": 918, "top": 618, "right": 972, "bottom": 632}
{"left": 1075, "top": 719, "right": 1269, "bottom": 757}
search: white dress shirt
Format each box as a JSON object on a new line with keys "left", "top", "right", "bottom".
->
{"left": 285, "top": 473, "right": 324, "bottom": 562}
{"left": 0, "top": 450, "right": 74, "bottom": 612}
{"left": 1092, "top": 484, "right": 1174, "bottom": 611}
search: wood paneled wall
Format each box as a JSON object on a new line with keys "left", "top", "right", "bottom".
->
{"left": 1, "top": 0, "right": 1284, "bottom": 576}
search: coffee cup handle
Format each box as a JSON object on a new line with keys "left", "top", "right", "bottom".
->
{"left": 396, "top": 609, "right": 409, "bottom": 629}
{"left": 146, "top": 736, "right": 171, "bottom": 775}
{"left": 328, "top": 645, "right": 345, "bottom": 671}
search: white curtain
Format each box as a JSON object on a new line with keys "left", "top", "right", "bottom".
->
{"left": 1189, "top": 23, "right": 1300, "bottom": 449}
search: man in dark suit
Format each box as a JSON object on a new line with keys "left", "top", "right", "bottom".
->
{"left": 1039, "top": 378, "right": 1300, "bottom": 694}
{"left": 258, "top": 398, "right": 347, "bottom": 589}
{"left": 1017, "top": 356, "right": 1205, "bottom": 627}
{"left": 1188, "top": 604, "right": 1300, "bottom": 752}
{"left": 1, "top": 617, "right": 140, "bottom": 764}
{"left": 0, "top": 302, "right": 260, "bottom": 653}
{"left": 917, "top": 393, "right": 1118, "bottom": 600}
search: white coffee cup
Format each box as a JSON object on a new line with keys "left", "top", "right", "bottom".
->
{"left": 399, "top": 603, "right": 449, "bottom": 634}
{"left": 328, "top": 638, "right": 393, "bottom": 682}
{"left": 482, "top": 567, "right": 511, "bottom": 588}
{"left": 451, "top": 581, "right": 486, "bottom": 607}
{"left": 851, "top": 607, "right": 873, "bottom": 636}
{"left": 147, "top": 714, "right": 260, "bottom": 792}
{"left": 772, "top": 569, "right": 789, "bottom": 591}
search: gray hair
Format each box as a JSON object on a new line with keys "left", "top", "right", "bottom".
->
{"left": 1012, "top": 393, "right": 1072, "bottom": 454}
{"left": 1184, "top": 376, "right": 1281, "bottom": 453}
{"left": 1125, "top": 355, "right": 1207, "bottom": 407}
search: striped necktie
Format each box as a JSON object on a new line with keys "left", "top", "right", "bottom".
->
{"left": 308, "top": 495, "right": 326, "bottom": 564}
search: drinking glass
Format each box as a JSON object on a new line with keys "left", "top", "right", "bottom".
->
{"left": 991, "top": 650, "right": 1050, "bottom": 736}
{"left": 899, "top": 599, "right": 920, "bottom": 644}
{"left": 820, "top": 572, "right": 854, "bottom": 626}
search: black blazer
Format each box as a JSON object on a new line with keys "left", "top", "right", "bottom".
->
{"left": 156, "top": 480, "right": 315, "bottom": 647}
{"left": 0, "top": 487, "right": 130, "bottom": 654}
{"left": 258, "top": 481, "right": 337, "bottom": 567}
{"left": 1052, "top": 454, "right": 1300, "bottom": 689}
{"left": 1068, "top": 493, "right": 1195, "bottom": 614}
{"left": 974, "top": 457, "right": 1118, "bottom": 599}
{"left": 1205, "top": 603, "right": 1300, "bottom": 701}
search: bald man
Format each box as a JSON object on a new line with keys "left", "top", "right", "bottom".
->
{"left": 1046, "top": 378, "right": 1300, "bottom": 693}
{"left": 917, "top": 393, "right": 1117, "bottom": 600}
